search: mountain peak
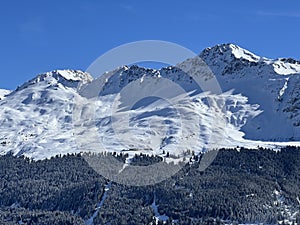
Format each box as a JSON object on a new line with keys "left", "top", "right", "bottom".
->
{"left": 14, "top": 70, "right": 93, "bottom": 93}
{"left": 200, "top": 43, "right": 300, "bottom": 76}
{"left": 38, "top": 70, "right": 93, "bottom": 84}
{"left": 200, "top": 43, "right": 261, "bottom": 63}
{"left": 53, "top": 70, "right": 93, "bottom": 82}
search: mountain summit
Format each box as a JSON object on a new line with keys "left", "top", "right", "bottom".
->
{"left": 201, "top": 43, "right": 300, "bottom": 76}
{"left": 200, "top": 43, "right": 261, "bottom": 63}
{"left": 14, "top": 70, "right": 93, "bottom": 93}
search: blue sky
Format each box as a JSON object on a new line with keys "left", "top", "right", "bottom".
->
{"left": 1, "top": 0, "right": 300, "bottom": 89}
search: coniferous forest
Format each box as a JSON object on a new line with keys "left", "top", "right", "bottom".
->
{"left": 0, "top": 147, "right": 300, "bottom": 225}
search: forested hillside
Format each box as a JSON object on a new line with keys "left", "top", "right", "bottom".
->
{"left": 1, "top": 147, "right": 300, "bottom": 224}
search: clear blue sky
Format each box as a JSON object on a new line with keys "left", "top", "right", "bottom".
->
{"left": 1, "top": 0, "right": 300, "bottom": 89}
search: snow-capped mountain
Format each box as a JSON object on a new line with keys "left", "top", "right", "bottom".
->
{"left": 200, "top": 44, "right": 300, "bottom": 141}
{"left": 1, "top": 44, "right": 300, "bottom": 160}
{"left": 0, "top": 70, "right": 92, "bottom": 158}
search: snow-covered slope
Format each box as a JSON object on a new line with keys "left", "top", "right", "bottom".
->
{"left": 0, "top": 89, "right": 11, "bottom": 100}
{"left": 1, "top": 45, "right": 300, "bottom": 160}
{"left": 0, "top": 70, "right": 92, "bottom": 158}
{"left": 200, "top": 43, "right": 300, "bottom": 141}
